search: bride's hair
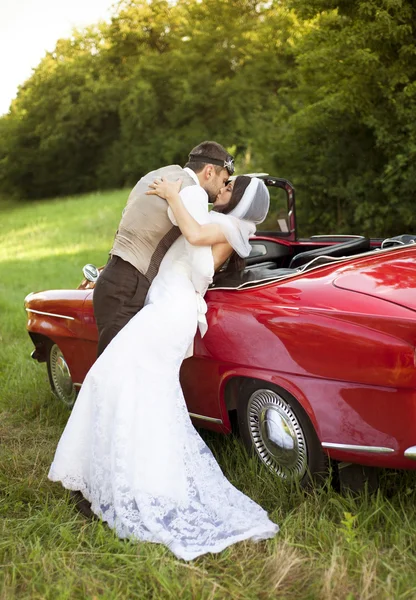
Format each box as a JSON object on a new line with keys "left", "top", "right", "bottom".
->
{"left": 214, "top": 175, "right": 252, "bottom": 273}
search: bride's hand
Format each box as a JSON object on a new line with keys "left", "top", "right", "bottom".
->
{"left": 146, "top": 177, "right": 182, "bottom": 203}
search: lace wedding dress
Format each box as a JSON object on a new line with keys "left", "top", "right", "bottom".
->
{"left": 49, "top": 197, "right": 278, "bottom": 561}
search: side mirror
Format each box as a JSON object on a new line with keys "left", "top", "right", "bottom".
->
{"left": 82, "top": 264, "right": 99, "bottom": 283}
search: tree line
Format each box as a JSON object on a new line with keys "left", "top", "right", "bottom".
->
{"left": 0, "top": 0, "right": 415, "bottom": 237}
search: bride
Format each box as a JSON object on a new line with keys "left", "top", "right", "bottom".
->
{"left": 49, "top": 175, "right": 279, "bottom": 561}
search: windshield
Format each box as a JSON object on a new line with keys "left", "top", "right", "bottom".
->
{"left": 260, "top": 185, "right": 290, "bottom": 233}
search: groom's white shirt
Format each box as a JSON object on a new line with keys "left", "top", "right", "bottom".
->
{"left": 168, "top": 167, "right": 214, "bottom": 353}
{"left": 183, "top": 166, "right": 200, "bottom": 186}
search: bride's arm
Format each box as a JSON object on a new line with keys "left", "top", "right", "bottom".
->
{"left": 157, "top": 179, "right": 216, "bottom": 295}
{"left": 146, "top": 178, "right": 227, "bottom": 246}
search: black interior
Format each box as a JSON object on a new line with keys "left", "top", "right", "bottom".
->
{"left": 246, "top": 240, "right": 292, "bottom": 266}
{"left": 211, "top": 236, "right": 373, "bottom": 289}
{"left": 288, "top": 236, "right": 371, "bottom": 269}
{"left": 210, "top": 232, "right": 416, "bottom": 290}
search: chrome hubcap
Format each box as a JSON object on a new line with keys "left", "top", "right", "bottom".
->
{"left": 50, "top": 345, "right": 76, "bottom": 407}
{"left": 248, "top": 389, "right": 308, "bottom": 480}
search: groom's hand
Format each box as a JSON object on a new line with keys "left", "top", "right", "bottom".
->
{"left": 146, "top": 177, "right": 182, "bottom": 202}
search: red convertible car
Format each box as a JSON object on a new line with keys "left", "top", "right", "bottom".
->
{"left": 25, "top": 177, "right": 416, "bottom": 489}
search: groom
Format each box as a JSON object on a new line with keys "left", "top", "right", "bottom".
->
{"left": 93, "top": 140, "right": 234, "bottom": 357}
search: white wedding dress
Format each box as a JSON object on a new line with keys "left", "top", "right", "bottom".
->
{"left": 49, "top": 196, "right": 278, "bottom": 561}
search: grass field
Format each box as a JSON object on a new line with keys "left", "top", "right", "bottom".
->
{"left": 1, "top": 191, "right": 416, "bottom": 599}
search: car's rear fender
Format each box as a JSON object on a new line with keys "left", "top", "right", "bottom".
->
{"left": 219, "top": 368, "right": 416, "bottom": 470}
{"left": 219, "top": 367, "right": 322, "bottom": 437}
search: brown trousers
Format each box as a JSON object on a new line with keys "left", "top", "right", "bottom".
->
{"left": 93, "top": 255, "right": 150, "bottom": 357}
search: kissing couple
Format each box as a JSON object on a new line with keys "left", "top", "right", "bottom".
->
{"left": 49, "top": 140, "right": 279, "bottom": 560}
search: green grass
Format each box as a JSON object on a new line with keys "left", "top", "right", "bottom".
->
{"left": 1, "top": 191, "right": 416, "bottom": 599}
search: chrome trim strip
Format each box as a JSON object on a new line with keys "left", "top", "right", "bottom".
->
{"left": 310, "top": 235, "right": 363, "bottom": 239}
{"left": 211, "top": 274, "right": 291, "bottom": 291}
{"left": 404, "top": 446, "right": 416, "bottom": 460}
{"left": 322, "top": 442, "right": 394, "bottom": 454}
{"left": 25, "top": 308, "right": 75, "bottom": 321}
{"left": 188, "top": 412, "right": 223, "bottom": 425}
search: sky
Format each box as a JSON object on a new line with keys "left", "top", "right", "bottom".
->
{"left": 0, "top": 0, "right": 116, "bottom": 116}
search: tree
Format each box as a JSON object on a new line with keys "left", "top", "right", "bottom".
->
{"left": 275, "top": 0, "right": 416, "bottom": 236}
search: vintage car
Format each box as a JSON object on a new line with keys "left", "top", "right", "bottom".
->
{"left": 24, "top": 177, "right": 416, "bottom": 489}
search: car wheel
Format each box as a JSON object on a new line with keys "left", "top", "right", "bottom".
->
{"left": 47, "top": 343, "right": 77, "bottom": 408}
{"left": 237, "top": 382, "right": 328, "bottom": 486}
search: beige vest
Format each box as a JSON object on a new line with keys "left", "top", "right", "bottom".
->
{"left": 111, "top": 165, "right": 197, "bottom": 283}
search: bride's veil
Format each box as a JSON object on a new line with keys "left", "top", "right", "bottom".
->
{"left": 210, "top": 177, "right": 270, "bottom": 257}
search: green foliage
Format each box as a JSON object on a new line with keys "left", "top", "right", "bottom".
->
{"left": 280, "top": 0, "right": 416, "bottom": 236}
{"left": 0, "top": 0, "right": 415, "bottom": 237}
{"left": 340, "top": 511, "right": 358, "bottom": 544}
